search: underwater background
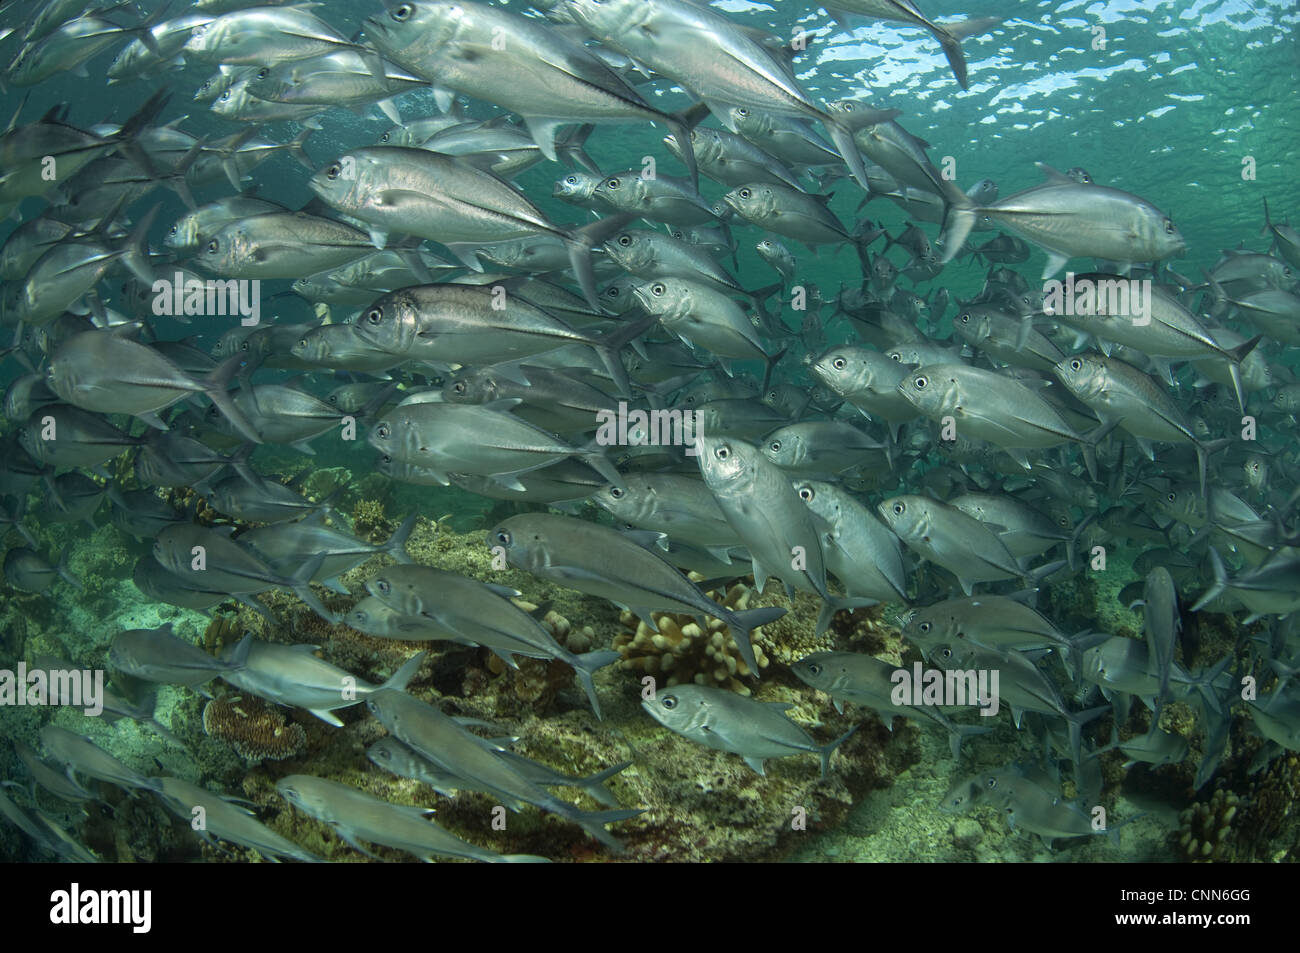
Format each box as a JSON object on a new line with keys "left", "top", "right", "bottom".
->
{"left": 1, "top": 0, "right": 1299, "bottom": 863}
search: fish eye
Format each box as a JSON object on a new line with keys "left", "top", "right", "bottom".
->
{"left": 240, "top": 340, "right": 250, "bottom": 351}
{"left": 807, "top": 662, "right": 821, "bottom": 675}
{"left": 256, "top": 68, "right": 269, "bottom": 79}
{"left": 1164, "top": 219, "right": 1174, "bottom": 234}
{"left": 376, "top": 579, "right": 391, "bottom": 594}
{"left": 366, "top": 307, "right": 382, "bottom": 325}
{"left": 798, "top": 485, "right": 814, "bottom": 501}
{"left": 959, "top": 312, "right": 969, "bottom": 323}
{"left": 380, "top": 131, "right": 391, "bottom": 142}
{"left": 381, "top": 454, "right": 392, "bottom": 465}
{"left": 914, "top": 376, "right": 927, "bottom": 388}
{"left": 714, "top": 446, "right": 729, "bottom": 460}
{"left": 1167, "top": 492, "right": 1176, "bottom": 502}
{"left": 832, "top": 357, "right": 846, "bottom": 370}
{"left": 168, "top": 224, "right": 177, "bottom": 235}
{"left": 375, "top": 424, "right": 390, "bottom": 439}
{"left": 661, "top": 694, "right": 677, "bottom": 709}
{"left": 651, "top": 283, "right": 665, "bottom": 296}
{"left": 392, "top": 3, "right": 414, "bottom": 21}
{"left": 605, "top": 177, "right": 620, "bottom": 189}
{"left": 207, "top": 239, "right": 219, "bottom": 253}
{"left": 985, "top": 777, "right": 998, "bottom": 789}
{"left": 565, "top": 175, "right": 577, "bottom": 184}
{"left": 220, "top": 90, "right": 231, "bottom": 101}
{"left": 298, "top": 338, "right": 308, "bottom": 348}
{"left": 618, "top": 234, "right": 631, "bottom": 246}
{"left": 918, "top": 621, "right": 931, "bottom": 633}
{"left": 736, "top": 107, "right": 748, "bottom": 117}
{"left": 769, "top": 440, "right": 781, "bottom": 452}
{"left": 608, "top": 486, "right": 624, "bottom": 499}
{"left": 738, "top": 188, "right": 751, "bottom": 199}
{"left": 1070, "top": 359, "right": 1082, "bottom": 371}
{"left": 495, "top": 530, "right": 511, "bottom": 546}
{"left": 453, "top": 381, "right": 466, "bottom": 394}
{"left": 892, "top": 501, "right": 905, "bottom": 515}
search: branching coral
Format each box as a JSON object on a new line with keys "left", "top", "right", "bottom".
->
{"left": 1176, "top": 753, "right": 1300, "bottom": 862}
{"left": 202, "top": 695, "right": 307, "bottom": 761}
{"left": 613, "top": 582, "right": 773, "bottom": 694}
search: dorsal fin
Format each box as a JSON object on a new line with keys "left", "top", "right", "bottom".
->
{"left": 1034, "top": 162, "right": 1075, "bottom": 185}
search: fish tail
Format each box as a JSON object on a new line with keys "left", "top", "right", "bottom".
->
{"left": 571, "top": 807, "right": 645, "bottom": 853}
{"left": 1066, "top": 704, "right": 1112, "bottom": 774}
{"left": 933, "top": 17, "right": 999, "bottom": 89}
{"left": 380, "top": 651, "right": 428, "bottom": 693}
{"left": 665, "top": 103, "right": 708, "bottom": 191}
{"left": 575, "top": 759, "right": 633, "bottom": 808}
{"left": 819, "top": 723, "right": 860, "bottom": 779}
{"left": 382, "top": 511, "right": 418, "bottom": 564}
{"left": 287, "top": 553, "right": 338, "bottom": 624}
{"left": 200, "top": 354, "right": 264, "bottom": 446}
{"left": 570, "top": 649, "right": 620, "bottom": 721}
{"left": 287, "top": 124, "right": 315, "bottom": 171}
{"left": 564, "top": 212, "right": 636, "bottom": 311}
{"left": 588, "top": 309, "right": 657, "bottom": 400}
{"left": 939, "top": 200, "right": 979, "bottom": 265}
{"left": 55, "top": 545, "right": 83, "bottom": 592}
{"left": 120, "top": 201, "right": 161, "bottom": 287}
{"left": 948, "top": 723, "right": 995, "bottom": 761}
{"left": 113, "top": 88, "right": 171, "bottom": 178}
{"left": 726, "top": 606, "right": 786, "bottom": 677}
{"left": 227, "top": 630, "right": 254, "bottom": 670}
{"left": 824, "top": 118, "right": 872, "bottom": 197}
{"left": 1189, "top": 547, "right": 1229, "bottom": 613}
{"left": 815, "top": 595, "right": 877, "bottom": 637}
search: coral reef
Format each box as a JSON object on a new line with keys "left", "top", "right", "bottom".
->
{"left": 1178, "top": 752, "right": 1300, "bottom": 862}
{"left": 163, "top": 486, "right": 223, "bottom": 526}
{"left": 350, "top": 498, "right": 390, "bottom": 542}
{"left": 203, "top": 695, "right": 308, "bottom": 762}
{"left": 202, "top": 614, "right": 242, "bottom": 656}
{"left": 1176, "top": 788, "right": 1242, "bottom": 861}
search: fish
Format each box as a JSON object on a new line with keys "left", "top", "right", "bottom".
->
{"left": 308, "top": 146, "right": 628, "bottom": 307}
{"left": 489, "top": 511, "right": 784, "bottom": 675}
{"left": 790, "top": 651, "right": 989, "bottom": 758}
{"left": 276, "top": 774, "right": 548, "bottom": 863}
{"left": 821, "top": 2, "right": 1000, "bottom": 88}
{"left": 942, "top": 164, "right": 1187, "bottom": 277}
{"left": 362, "top": 562, "right": 620, "bottom": 719}
{"left": 154, "top": 777, "right": 320, "bottom": 863}
{"left": 38, "top": 726, "right": 160, "bottom": 795}
{"left": 47, "top": 329, "right": 260, "bottom": 443}
{"left": 218, "top": 639, "right": 426, "bottom": 726}
{"left": 642, "top": 682, "right": 857, "bottom": 777}
{"left": 366, "top": 688, "right": 643, "bottom": 851}
{"left": 152, "top": 524, "right": 337, "bottom": 624}
{"left": 108, "top": 624, "right": 252, "bottom": 688}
